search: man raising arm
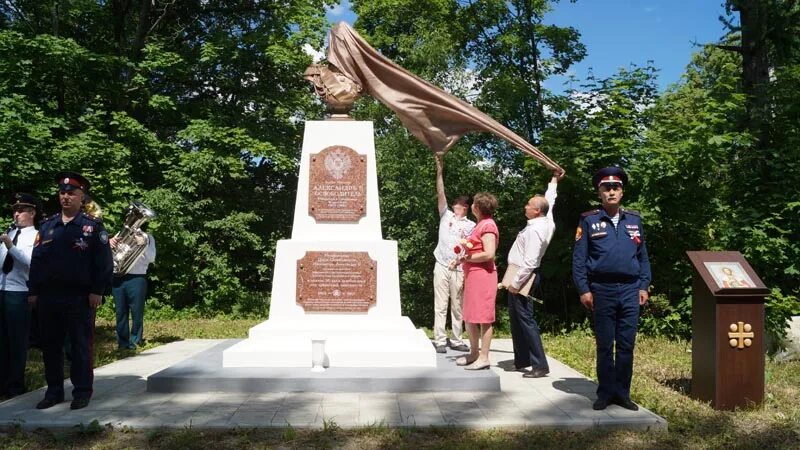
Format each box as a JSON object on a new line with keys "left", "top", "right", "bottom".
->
{"left": 505, "top": 169, "right": 564, "bottom": 378}
{"left": 431, "top": 153, "right": 475, "bottom": 354}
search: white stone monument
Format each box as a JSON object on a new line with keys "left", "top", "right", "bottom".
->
{"left": 223, "top": 120, "right": 436, "bottom": 368}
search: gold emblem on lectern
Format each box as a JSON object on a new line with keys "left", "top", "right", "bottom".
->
{"left": 728, "top": 322, "right": 754, "bottom": 349}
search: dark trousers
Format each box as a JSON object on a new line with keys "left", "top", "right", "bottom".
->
{"left": 29, "top": 305, "right": 40, "bottom": 348}
{"left": 113, "top": 275, "right": 147, "bottom": 349}
{"left": 591, "top": 280, "right": 640, "bottom": 402}
{"left": 507, "top": 292, "right": 549, "bottom": 372}
{"left": 0, "top": 291, "right": 31, "bottom": 396}
{"left": 39, "top": 294, "right": 96, "bottom": 400}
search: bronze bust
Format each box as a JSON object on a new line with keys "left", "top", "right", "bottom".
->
{"left": 303, "top": 64, "right": 362, "bottom": 117}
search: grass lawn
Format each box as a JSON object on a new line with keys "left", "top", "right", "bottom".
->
{"left": 1, "top": 319, "right": 798, "bottom": 449}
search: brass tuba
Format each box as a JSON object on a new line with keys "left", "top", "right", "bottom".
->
{"left": 112, "top": 201, "right": 157, "bottom": 275}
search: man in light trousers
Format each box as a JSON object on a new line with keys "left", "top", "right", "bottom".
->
{"left": 431, "top": 153, "right": 475, "bottom": 353}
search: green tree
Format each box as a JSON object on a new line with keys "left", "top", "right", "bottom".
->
{"left": 459, "top": 0, "right": 586, "bottom": 145}
{"left": 0, "top": 1, "right": 329, "bottom": 315}
{"left": 635, "top": 42, "right": 799, "bottom": 340}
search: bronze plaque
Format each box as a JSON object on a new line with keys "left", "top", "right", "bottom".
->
{"left": 296, "top": 251, "right": 377, "bottom": 312}
{"left": 308, "top": 145, "right": 367, "bottom": 222}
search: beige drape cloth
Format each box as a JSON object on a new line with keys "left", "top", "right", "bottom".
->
{"left": 327, "top": 22, "right": 562, "bottom": 172}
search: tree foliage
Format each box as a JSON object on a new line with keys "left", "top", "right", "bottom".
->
{"left": 0, "top": 1, "right": 328, "bottom": 316}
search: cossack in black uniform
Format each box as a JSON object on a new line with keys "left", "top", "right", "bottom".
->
{"left": 27, "top": 171, "right": 113, "bottom": 410}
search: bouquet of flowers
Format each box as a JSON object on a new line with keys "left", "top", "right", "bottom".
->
{"left": 453, "top": 234, "right": 483, "bottom": 257}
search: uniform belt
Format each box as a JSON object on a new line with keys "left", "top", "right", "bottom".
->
{"left": 38, "top": 284, "right": 92, "bottom": 296}
{"left": 589, "top": 274, "right": 638, "bottom": 284}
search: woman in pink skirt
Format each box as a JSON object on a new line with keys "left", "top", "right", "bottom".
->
{"left": 456, "top": 192, "right": 499, "bottom": 370}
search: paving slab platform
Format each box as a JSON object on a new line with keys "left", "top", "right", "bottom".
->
{"left": 147, "top": 339, "right": 499, "bottom": 393}
{"left": 0, "top": 339, "right": 667, "bottom": 431}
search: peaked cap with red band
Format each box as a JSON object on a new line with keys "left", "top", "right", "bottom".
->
{"left": 592, "top": 167, "right": 628, "bottom": 188}
{"left": 55, "top": 171, "right": 90, "bottom": 192}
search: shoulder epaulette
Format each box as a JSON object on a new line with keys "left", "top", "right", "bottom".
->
{"left": 581, "top": 209, "right": 600, "bottom": 217}
{"left": 42, "top": 213, "right": 59, "bottom": 223}
{"left": 81, "top": 212, "right": 103, "bottom": 223}
{"left": 622, "top": 208, "right": 640, "bottom": 216}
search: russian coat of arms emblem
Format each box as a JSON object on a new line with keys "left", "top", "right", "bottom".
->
{"left": 324, "top": 148, "right": 352, "bottom": 180}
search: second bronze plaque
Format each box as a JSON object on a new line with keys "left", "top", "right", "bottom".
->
{"left": 296, "top": 251, "right": 377, "bottom": 313}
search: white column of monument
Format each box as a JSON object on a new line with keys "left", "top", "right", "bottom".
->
{"left": 223, "top": 120, "right": 436, "bottom": 368}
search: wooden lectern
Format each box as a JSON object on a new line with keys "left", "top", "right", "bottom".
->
{"left": 687, "top": 251, "right": 770, "bottom": 410}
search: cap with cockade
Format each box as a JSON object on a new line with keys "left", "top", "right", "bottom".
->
{"left": 11, "top": 193, "right": 40, "bottom": 210}
{"left": 55, "top": 171, "right": 90, "bottom": 192}
{"left": 591, "top": 167, "right": 628, "bottom": 188}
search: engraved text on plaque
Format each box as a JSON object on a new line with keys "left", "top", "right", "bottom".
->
{"left": 296, "top": 251, "right": 377, "bottom": 312}
{"left": 308, "top": 145, "right": 367, "bottom": 222}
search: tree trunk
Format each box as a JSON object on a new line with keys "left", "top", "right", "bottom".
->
{"left": 132, "top": 0, "right": 153, "bottom": 60}
{"left": 519, "top": 0, "right": 543, "bottom": 145}
{"left": 52, "top": 1, "right": 65, "bottom": 115}
{"left": 732, "top": 0, "right": 772, "bottom": 148}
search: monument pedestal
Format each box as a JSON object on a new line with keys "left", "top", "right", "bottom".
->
{"left": 223, "top": 317, "right": 433, "bottom": 368}
{"left": 223, "top": 120, "right": 436, "bottom": 368}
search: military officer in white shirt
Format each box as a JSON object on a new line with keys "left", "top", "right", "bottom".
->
{"left": 506, "top": 170, "right": 564, "bottom": 378}
{"left": 0, "top": 193, "right": 41, "bottom": 397}
{"left": 432, "top": 153, "right": 476, "bottom": 353}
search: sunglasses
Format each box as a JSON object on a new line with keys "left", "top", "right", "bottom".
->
{"left": 600, "top": 183, "right": 623, "bottom": 191}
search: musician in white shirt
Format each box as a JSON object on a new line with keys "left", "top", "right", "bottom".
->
{"left": 110, "top": 229, "right": 156, "bottom": 350}
{"left": 506, "top": 170, "right": 563, "bottom": 378}
{"left": 0, "top": 193, "right": 40, "bottom": 397}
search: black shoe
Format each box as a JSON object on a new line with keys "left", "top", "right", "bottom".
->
{"left": 449, "top": 343, "right": 470, "bottom": 352}
{"left": 592, "top": 398, "right": 610, "bottom": 410}
{"left": 36, "top": 396, "right": 64, "bottom": 410}
{"left": 613, "top": 397, "right": 639, "bottom": 411}
{"left": 70, "top": 397, "right": 90, "bottom": 410}
{"left": 522, "top": 368, "right": 549, "bottom": 378}
{"left": 434, "top": 344, "right": 447, "bottom": 353}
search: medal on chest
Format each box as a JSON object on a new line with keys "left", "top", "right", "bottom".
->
{"left": 625, "top": 224, "right": 641, "bottom": 245}
{"left": 589, "top": 221, "right": 607, "bottom": 238}
{"left": 73, "top": 237, "right": 89, "bottom": 251}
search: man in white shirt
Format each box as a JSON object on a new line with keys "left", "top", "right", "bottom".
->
{"left": 506, "top": 170, "right": 563, "bottom": 378}
{"left": 432, "top": 154, "right": 475, "bottom": 353}
{"left": 0, "top": 193, "right": 40, "bottom": 397}
{"left": 110, "top": 228, "right": 156, "bottom": 350}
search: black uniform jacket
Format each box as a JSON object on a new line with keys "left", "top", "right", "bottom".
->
{"left": 27, "top": 211, "right": 113, "bottom": 297}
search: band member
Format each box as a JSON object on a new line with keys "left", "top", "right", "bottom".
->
{"left": 431, "top": 153, "right": 475, "bottom": 353}
{"left": 505, "top": 170, "right": 563, "bottom": 379}
{"left": 572, "top": 167, "right": 651, "bottom": 411}
{"left": 111, "top": 227, "right": 156, "bottom": 349}
{"left": 0, "top": 193, "right": 40, "bottom": 397}
{"left": 28, "top": 172, "right": 113, "bottom": 410}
